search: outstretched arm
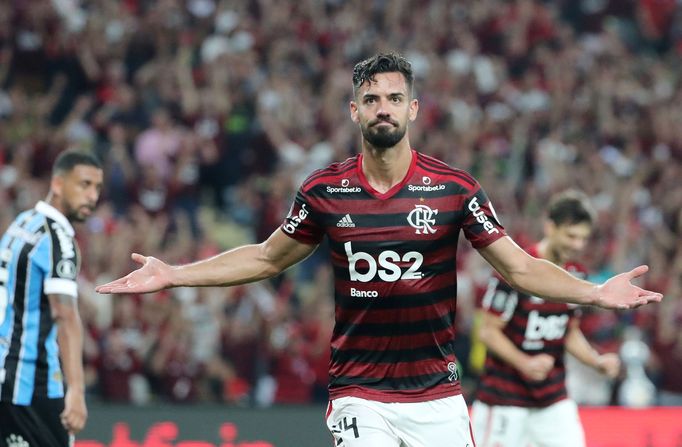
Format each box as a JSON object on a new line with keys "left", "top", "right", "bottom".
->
{"left": 96, "top": 229, "right": 317, "bottom": 294}
{"left": 477, "top": 237, "right": 662, "bottom": 310}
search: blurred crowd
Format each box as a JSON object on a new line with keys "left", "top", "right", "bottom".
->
{"left": 1, "top": 0, "right": 681, "bottom": 407}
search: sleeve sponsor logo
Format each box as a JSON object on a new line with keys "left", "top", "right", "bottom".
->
{"left": 51, "top": 222, "right": 76, "bottom": 259}
{"left": 282, "top": 203, "right": 310, "bottom": 235}
{"left": 467, "top": 197, "right": 500, "bottom": 235}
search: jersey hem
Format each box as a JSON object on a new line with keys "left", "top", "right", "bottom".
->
{"left": 476, "top": 393, "right": 568, "bottom": 408}
{"left": 329, "top": 383, "right": 462, "bottom": 403}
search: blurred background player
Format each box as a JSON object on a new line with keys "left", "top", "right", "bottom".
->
{"left": 471, "top": 189, "right": 621, "bottom": 447}
{"left": 0, "top": 151, "right": 103, "bottom": 447}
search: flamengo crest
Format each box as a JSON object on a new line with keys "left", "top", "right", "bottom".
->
{"left": 407, "top": 204, "right": 438, "bottom": 234}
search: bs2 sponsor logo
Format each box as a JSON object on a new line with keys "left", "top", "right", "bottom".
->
{"left": 282, "top": 204, "right": 310, "bottom": 235}
{"left": 344, "top": 242, "right": 423, "bottom": 283}
{"left": 467, "top": 197, "right": 500, "bottom": 235}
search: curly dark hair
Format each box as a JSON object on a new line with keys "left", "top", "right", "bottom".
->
{"left": 352, "top": 52, "right": 414, "bottom": 97}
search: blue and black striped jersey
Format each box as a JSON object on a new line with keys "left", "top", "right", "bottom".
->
{"left": 0, "top": 201, "right": 80, "bottom": 405}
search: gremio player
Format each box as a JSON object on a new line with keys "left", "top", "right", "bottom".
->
{"left": 0, "top": 151, "right": 103, "bottom": 447}
{"left": 97, "top": 54, "right": 661, "bottom": 447}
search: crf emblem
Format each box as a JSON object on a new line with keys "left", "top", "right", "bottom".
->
{"left": 407, "top": 204, "right": 438, "bottom": 234}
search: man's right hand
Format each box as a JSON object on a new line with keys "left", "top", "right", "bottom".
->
{"left": 61, "top": 388, "right": 87, "bottom": 435}
{"left": 96, "top": 253, "right": 173, "bottom": 294}
{"left": 518, "top": 353, "right": 555, "bottom": 381}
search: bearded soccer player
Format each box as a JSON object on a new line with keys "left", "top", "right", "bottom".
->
{"left": 0, "top": 150, "right": 103, "bottom": 447}
{"left": 97, "top": 54, "right": 661, "bottom": 447}
{"left": 471, "top": 190, "right": 621, "bottom": 447}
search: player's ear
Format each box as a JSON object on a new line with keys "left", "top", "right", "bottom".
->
{"left": 409, "top": 98, "right": 418, "bottom": 122}
{"left": 350, "top": 100, "right": 359, "bottom": 124}
{"left": 51, "top": 175, "right": 64, "bottom": 197}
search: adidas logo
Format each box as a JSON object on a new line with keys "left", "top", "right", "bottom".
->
{"left": 6, "top": 434, "right": 29, "bottom": 447}
{"left": 337, "top": 214, "right": 355, "bottom": 228}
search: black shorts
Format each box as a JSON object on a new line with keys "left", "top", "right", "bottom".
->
{"left": 0, "top": 398, "right": 69, "bottom": 447}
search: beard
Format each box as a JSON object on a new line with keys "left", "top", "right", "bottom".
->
{"left": 360, "top": 119, "right": 407, "bottom": 149}
{"left": 64, "top": 202, "right": 93, "bottom": 223}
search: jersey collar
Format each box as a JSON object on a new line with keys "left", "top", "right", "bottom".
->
{"left": 357, "top": 149, "right": 417, "bottom": 200}
{"left": 35, "top": 201, "right": 75, "bottom": 237}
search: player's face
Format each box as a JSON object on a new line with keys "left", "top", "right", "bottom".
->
{"left": 53, "top": 165, "right": 104, "bottom": 222}
{"left": 350, "top": 72, "right": 418, "bottom": 149}
{"left": 546, "top": 221, "right": 592, "bottom": 263}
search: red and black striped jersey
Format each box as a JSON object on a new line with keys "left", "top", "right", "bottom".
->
{"left": 280, "top": 150, "right": 505, "bottom": 403}
{"left": 476, "top": 245, "right": 587, "bottom": 407}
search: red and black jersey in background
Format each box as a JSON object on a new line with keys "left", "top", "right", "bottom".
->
{"left": 476, "top": 245, "right": 587, "bottom": 407}
{"left": 280, "top": 150, "right": 505, "bottom": 403}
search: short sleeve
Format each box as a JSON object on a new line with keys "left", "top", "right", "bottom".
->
{"left": 38, "top": 224, "right": 80, "bottom": 298}
{"left": 462, "top": 183, "right": 506, "bottom": 249}
{"left": 280, "top": 189, "right": 324, "bottom": 245}
{"left": 480, "top": 276, "right": 518, "bottom": 322}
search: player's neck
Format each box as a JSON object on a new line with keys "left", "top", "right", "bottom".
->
{"left": 537, "top": 239, "right": 563, "bottom": 265}
{"left": 360, "top": 141, "right": 413, "bottom": 194}
{"left": 45, "top": 194, "right": 65, "bottom": 216}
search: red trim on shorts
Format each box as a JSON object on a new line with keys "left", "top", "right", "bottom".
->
{"left": 469, "top": 421, "right": 477, "bottom": 447}
{"left": 326, "top": 400, "right": 333, "bottom": 420}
